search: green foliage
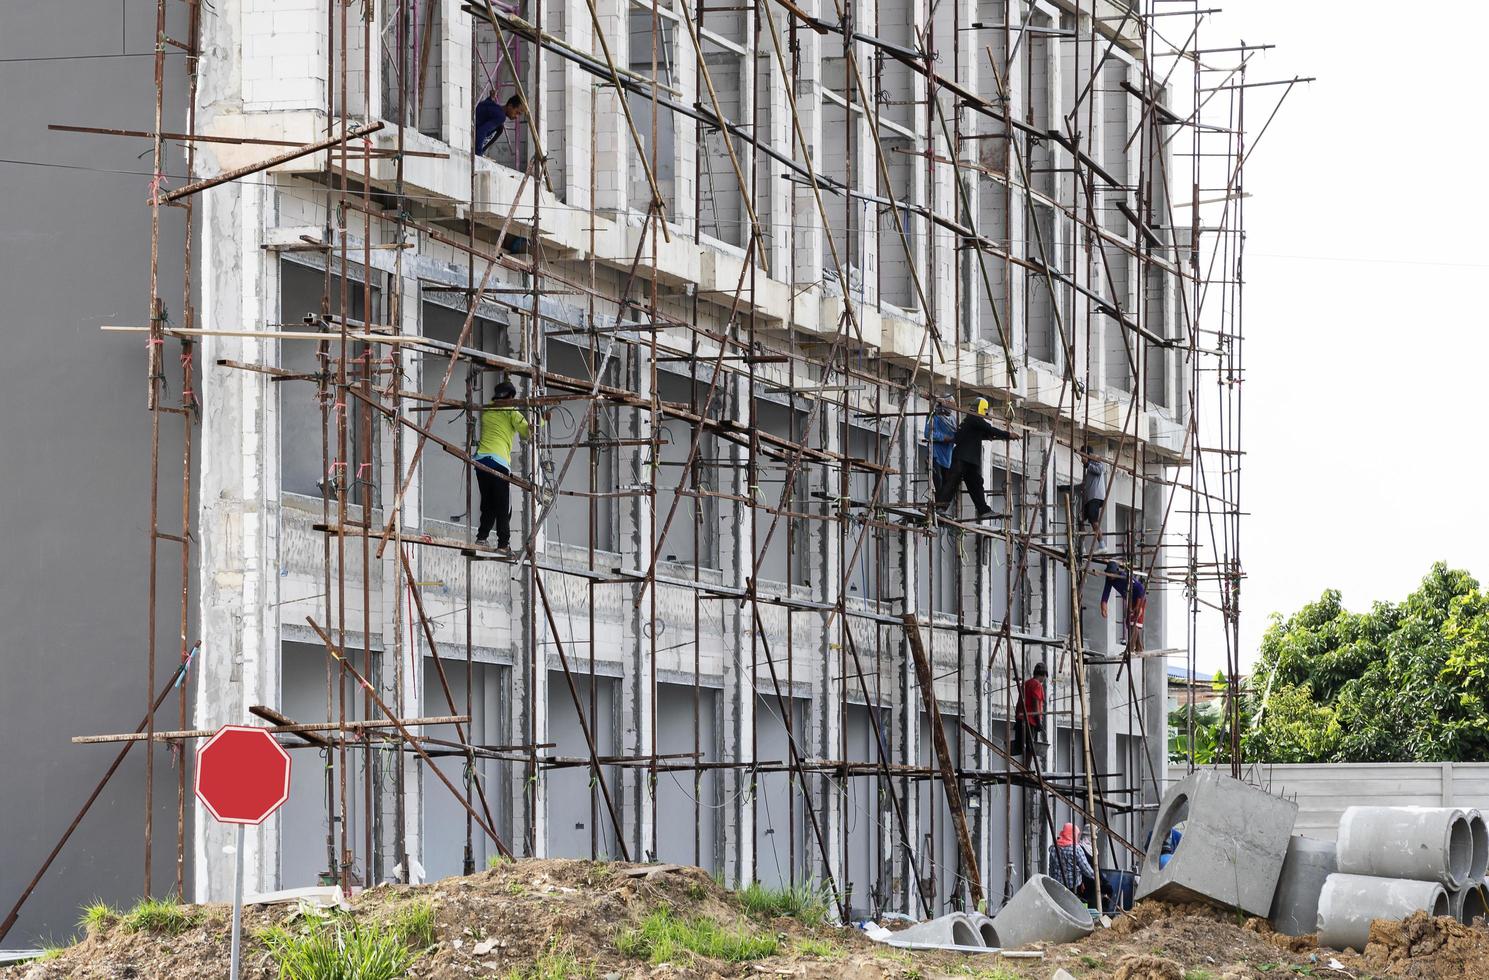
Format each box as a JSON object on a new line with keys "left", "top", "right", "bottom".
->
{"left": 1242, "top": 564, "right": 1489, "bottom": 763}
{"left": 388, "top": 899, "right": 437, "bottom": 949}
{"left": 122, "top": 897, "right": 196, "bottom": 935}
{"left": 737, "top": 881, "right": 829, "bottom": 926}
{"left": 78, "top": 901, "right": 120, "bottom": 935}
{"left": 262, "top": 920, "right": 416, "bottom": 980}
{"left": 500, "top": 938, "right": 591, "bottom": 980}
{"left": 615, "top": 906, "right": 778, "bottom": 964}
{"left": 487, "top": 853, "right": 511, "bottom": 870}
{"left": 789, "top": 936, "right": 839, "bottom": 958}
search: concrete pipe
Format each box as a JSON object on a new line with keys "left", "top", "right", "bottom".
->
{"left": 1317, "top": 873, "right": 1448, "bottom": 951}
{"left": 989, "top": 874, "right": 1094, "bottom": 949}
{"left": 1451, "top": 879, "right": 1489, "bottom": 925}
{"left": 889, "top": 912, "right": 984, "bottom": 948}
{"left": 1268, "top": 836, "right": 1338, "bottom": 937}
{"left": 1468, "top": 810, "right": 1489, "bottom": 881}
{"left": 1336, "top": 806, "right": 1472, "bottom": 889}
{"left": 968, "top": 913, "right": 1000, "bottom": 947}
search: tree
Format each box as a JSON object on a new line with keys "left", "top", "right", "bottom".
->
{"left": 1242, "top": 563, "right": 1489, "bottom": 764}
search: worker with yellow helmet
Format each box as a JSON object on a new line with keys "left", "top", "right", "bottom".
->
{"left": 934, "top": 396, "right": 1019, "bottom": 520}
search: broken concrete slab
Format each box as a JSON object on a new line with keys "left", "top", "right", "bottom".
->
{"left": 1268, "top": 835, "right": 1337, "bottom": 937}
{"left": 989, "top": 874, "right": 1094, "bottom": 949}
{"left": 1337, "top": 806, "right": 1472, "bottom": 889}
{"left": 1133, "top": 769, "right": 1297, "bottom": 917}
{"left": 1317, "top": 873, "right": 1449, "bottom": 951}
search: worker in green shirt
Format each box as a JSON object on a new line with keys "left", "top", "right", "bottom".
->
{"left": 474, "top": 380, "right": 531, "bottom": 553}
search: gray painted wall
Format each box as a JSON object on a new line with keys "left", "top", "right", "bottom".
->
{"left": 0, "top": 1, "right": 194, "bottom": 946}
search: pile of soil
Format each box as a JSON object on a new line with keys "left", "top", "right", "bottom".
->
{"left": 1360, "top": 910, "right": 1489, "bottom": 979}
{"left": 10, "top": 861, "right": 1489, "bottom": 979}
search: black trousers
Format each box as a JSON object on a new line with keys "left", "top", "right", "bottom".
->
{"left": 476, "top": 458, "right": 512, "bottom": 545}
{"left": 932, "top": 464, "right": 951, "bottom": 501}
{"left": 936, "top": 459, "right": 988, "bottom": 513}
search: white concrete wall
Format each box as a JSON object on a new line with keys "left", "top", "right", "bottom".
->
{"left": 1173, "top": 764, "right": 1489, "bottom": 842}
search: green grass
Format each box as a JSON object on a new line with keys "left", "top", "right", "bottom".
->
{"left": 487, "top": 853, "right": 512, "bottom": 870}
{"left": 262, "top": 921, "right": 416, "bottom": 980}
{"left": 122, "top": 897, "right": 195, "bottom": 935}
{"left": 389, "top": 899, "right": 437, "bottom": 949}
{"left": 950, "top": 966, "right": 1022, "bottom": 980}
{"left": 501, "top": 938, "right": 593, "bottom": 980}
{"left": 78, "top": 901, "right": 120, "bottom": 935}
{"left": 615, "top": 906, "right": 779, "bottom": 964}
{"left": 1184, "top": 971, "right": 1215, "bottom": 980}
{"left": 36, "top": 944, "right": 67, "bottom": 963}
{"left": 737, "top": 881, "right": 829, "bottom": 926}
{"left": 789, "top": 937, "right": 839, "bottom": 958}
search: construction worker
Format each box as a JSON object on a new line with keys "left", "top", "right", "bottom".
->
{"left": 1011, "top": 661, "right": 1047, "bottom": 760}
{"left": 923, "top": 398, "right": 957, "bottom": 501}
{"left": 1100, "top": 560, "right": 1147, "bottom": 651}
{"left": 1080, "top": 444, "right": 1106, "bottom": 547}
{"left": 475, "top": 91, "right": 527, "bottom": 158}
{"left": 934, "top": 397, "right": 1018, "bottom": 520}
{"left": 1049, "top": 823, "right": 1097, "bottom": 903}
{"left": 474, "top": 380, "right": 530, "bottom": 554}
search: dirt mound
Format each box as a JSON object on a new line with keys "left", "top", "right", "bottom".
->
{"left": 1111, "top": 954, "right": 1183, "bottom": 980}
{"left": 1361, "top": 909, "right": 1489, "bottom": 979}
{"left": 0, "top": 860, "right": 906, "bottom": 980}
{"left": 17, "top": 868, "right": 1489, "bottom": 980}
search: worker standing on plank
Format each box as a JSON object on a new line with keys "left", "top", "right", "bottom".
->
{"left": 1011, "top": 661, "right": 1047, "bottom": 760}
{"left": 1080, "top": 444, "right": 1106, "bottom": 549}
{"left": 474, "top": 91, "right": 527, "bottom": 158}
{"left": 1101, "top": 560, "right": 1148, "bottom": 651}
{"left": 474, "top": 380, "right": 531, "bottom": 554}
{"left": 934, "top": 397, "right": 1018, "bottom": 520}
{"left": 923, "top": 398, "right": 957, "bottom": 502}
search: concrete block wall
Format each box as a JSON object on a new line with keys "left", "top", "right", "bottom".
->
{"left": 189, "top": 0, "right": 1186, "bottom": 917}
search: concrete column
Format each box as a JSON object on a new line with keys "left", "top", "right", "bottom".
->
{"left": 721, "top": 370, "right": 755, "bottom": 885}
{"left": 813, "top": 399, "right": 844, "bottom": 898}
{"left": 893, "top": 405, "right": 921, "bottom": 913}
{"left": 194, "top": 172, "right": 280, "bottom": 900}
{"left": 623, "top": 347, "right": 656, "bottom": 859}
{"left": 591, "top": 0, "right": 629, "bottom": 215}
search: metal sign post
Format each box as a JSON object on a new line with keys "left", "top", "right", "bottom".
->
{"left": 193, "top": 724, "right": 293, "bottom": 980}
{"left": 229, "top": 823, "right": 246, "bottom": 980}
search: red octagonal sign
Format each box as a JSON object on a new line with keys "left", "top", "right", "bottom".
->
{"left": 194, "top": 725, "right": 292, "bottom": 825}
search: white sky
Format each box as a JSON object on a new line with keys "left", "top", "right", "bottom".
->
{"left": 1183, "top": 2, "right": 1489, "bottom": 670}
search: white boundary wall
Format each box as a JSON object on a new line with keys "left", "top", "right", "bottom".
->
{"left": 1171, "top": 764, "right": 1489, "bottom": 841}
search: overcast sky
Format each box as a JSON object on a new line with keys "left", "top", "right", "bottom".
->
{"left": 1181, "top": 1, "right": 1489, "bottom": 670}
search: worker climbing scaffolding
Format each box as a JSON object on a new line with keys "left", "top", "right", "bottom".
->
{"left": 473, "top": 380, "right": 542, "bottom": 555}
{"left": 1101, "top": 560, "right": 1148, "bottom": 651}
{"left": 934, "top": 398, "right": 1019, "bottom": 521}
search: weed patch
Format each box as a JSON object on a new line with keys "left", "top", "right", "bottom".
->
{"left": 616, "top": 906, "right": 778, "bottom": 964}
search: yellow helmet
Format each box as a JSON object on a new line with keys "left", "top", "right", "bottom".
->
{"left": 975, "top": 397, "right": 989, "bottom": 417}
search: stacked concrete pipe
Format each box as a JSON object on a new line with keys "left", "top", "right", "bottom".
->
{"left": 1317, "top": 874, "right": 1448, "bottom": 951}
{"left": 1468, "top": 809, "right": 1489, "bottom": 881}
{"left": 1450, "top": 879, "right": 1489, "bottom": 925}
{"left": 1316, "top": 806, "right": 1472, "bottom": 950}
{"left": 1335, "top": 805, "right": 1472, "bottom": 889}
{"left": 988, "top": 874, "right": 1094, "bottom": 949}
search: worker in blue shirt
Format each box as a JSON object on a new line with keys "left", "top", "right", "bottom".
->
{"left": 1100, "top": 560, "right": 1147, "bottom": 650}
{"left": 475, "top": 91, "right": 527, "bottom": 157}
{"left": 923, "top": 398, "right": 957, "bottom": 501}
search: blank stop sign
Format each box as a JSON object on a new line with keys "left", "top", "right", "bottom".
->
{"left": 194, "top": 725, "right": 292, "bottom": 824}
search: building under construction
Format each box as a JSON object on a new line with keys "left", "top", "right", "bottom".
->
{"left": 0, "top": 0, "right": 1281, "bottom": 943}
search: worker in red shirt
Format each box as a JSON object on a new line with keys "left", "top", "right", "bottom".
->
{"left": 1012, "top": 662, "right": 1048, "bottom": 760}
